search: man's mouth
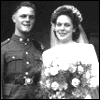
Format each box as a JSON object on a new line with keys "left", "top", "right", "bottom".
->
{"left": 23, "top": 23, "right": 31, "bottom": 27}
{"left": 24, "top": 24, "right": 30, "bottom": 27}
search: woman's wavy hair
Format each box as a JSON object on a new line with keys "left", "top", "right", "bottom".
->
{"left": 50, "top": 5, "right": 88, "bottom": 47}
{"left": 51, "top": 5, "right": 83, "bottom": 41}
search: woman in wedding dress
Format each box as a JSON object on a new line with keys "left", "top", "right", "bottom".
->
{"left": 40, "top": 5, "right": 99, "bottom": 99}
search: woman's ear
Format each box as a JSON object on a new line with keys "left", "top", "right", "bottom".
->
{"left": 12, "top": 14, "right": 16, "bottom": 23}
{"left": 73, "top": 29, "right": 76, "bottom": 33}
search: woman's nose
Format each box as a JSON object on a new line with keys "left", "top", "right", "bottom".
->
{"left": 60, "top": 25, "right": 65, "bottom": 30}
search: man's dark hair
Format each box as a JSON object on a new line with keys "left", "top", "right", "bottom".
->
{"left": 12, "top": 1, "right": 36, "bottom": 15}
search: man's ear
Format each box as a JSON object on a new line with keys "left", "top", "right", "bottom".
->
{"left": 12, "top": 14, "right": 16, "bottom": 23}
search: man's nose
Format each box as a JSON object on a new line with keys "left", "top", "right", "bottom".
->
{"left": 26, "top": 16, "right": 30, "bottom": 21}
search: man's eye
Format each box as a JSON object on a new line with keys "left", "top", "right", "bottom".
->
{"left": 30, "top": 16, "right": 35, "bottom": 19}
{"left": 20, "top": 15, "right": 26, "bottom": 18}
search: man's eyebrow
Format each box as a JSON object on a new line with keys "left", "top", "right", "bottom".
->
{"left": 20, "top": 14, "right": 34, "bottom": 16}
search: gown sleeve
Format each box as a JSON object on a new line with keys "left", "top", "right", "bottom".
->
{"left": 88, "top": 44, "right": 99, "bottom": 99}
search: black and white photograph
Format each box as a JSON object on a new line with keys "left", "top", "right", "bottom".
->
{"left": 1, "top": 1, "right": 99, "bottom": 99}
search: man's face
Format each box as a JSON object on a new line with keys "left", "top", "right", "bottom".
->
{"left": 12, "top": 6, "right": 35, "bottom": 33}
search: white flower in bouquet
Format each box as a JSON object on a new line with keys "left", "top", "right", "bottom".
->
{"left": 58, "top": 92, "right": 65, "bottom": 99}
{"left": 56, "top": 91, "right": 65, "bottom": 99}
{"left": 89, "top": 77, "right": 99, "bottom": 88}
{"left": 69, "top": 64, "right": 77, "bottom": 73}
{"left": 49, "top": 67, "right": 59, "bottom": 76}
{"left": 84, "top": 94, "right": 92, "bottom": 99}
{"left": 62, "top": 97, "right": 66, "bottom": 99}
{"left": 58, "top": 83, "right": 68, "bottom": 91}
{"left": 45, "top": 79, "right": 51, "bottom": 88}
{"left": 49, "top": 94, "right": 56, "bottom": 99}
{"left": 56, "top": 91, "right": 61, "bottom": 96}
{"left": 52, "top": 94, "right": 56, "bottom": 99}
{"left": 63, "top": 83, "right": 68, "bottom": 90}
{"left": 71, "top": 78, "right": 80, "bottom": 87}
{"left": 44, "top": 68, "right": 50, "bottom": 76}
{"left": 40, "top": 80, "right": 43, "bottom": 85}
{"left": 49, "top": 96, "right": 53, "bottom": 99}
{"left": 72, "top": 89, "right": 82, "bottom": 98}
{"left": 78, "top": 65, "right": 84, "bottom": 74}
{"left": 56, "top": 91, "right": 61, "bottom": 99}
{"left": 51, "top": 81, "right": 59, "bottom": 91}
{"left": 59, "top": 86, "right": 63, "bottom": 91}
{"left": 85, "top": 71, "right": 91, "bottom": 79}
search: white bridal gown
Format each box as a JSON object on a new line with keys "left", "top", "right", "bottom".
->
{"left": 42, "top": 43, "right": 99, "bottom": 99}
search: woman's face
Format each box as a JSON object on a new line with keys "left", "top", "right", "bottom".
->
{"left": 54, "top": 15, "right": 75, "bottom": 42}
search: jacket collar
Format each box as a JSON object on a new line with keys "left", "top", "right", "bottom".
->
{"left": 11, "top": 34, "right": 32, "bottom": 44}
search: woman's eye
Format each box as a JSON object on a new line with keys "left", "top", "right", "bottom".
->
{"left": 57, "top": 23, "right": 62, "bottom": 27}
{"left": 65, "top": 23, "right": 70, "bottom": 27}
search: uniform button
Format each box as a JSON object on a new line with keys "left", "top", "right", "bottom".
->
{"left": 25, "top": 43, "right": 27, "bottom": 45}
{"left": 25, "top": 72, "right": 28, "bottom": 75}
{"left": 26, "top": 61, "right": 29, "bottom": 65}
{"left": 19, "top": 38, "right": 23, "bottom": 42}
{"left": 27, "top": 38, "right": 30, "bottom": 42}
{"left": 40, "top": 57, "right": 42, "bottom": 60}
{"left": 26, "top": 52, "right": 28, "bottom": 55}
{"left": 12, "top": 56, "right": 15, "bottom": 59}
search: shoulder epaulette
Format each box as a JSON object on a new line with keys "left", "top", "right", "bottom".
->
{"left": 1, "top": 38, "right": 10, "bottom": 47}
{"left": 32, "top": 39, "right": 45, "bottom": 52}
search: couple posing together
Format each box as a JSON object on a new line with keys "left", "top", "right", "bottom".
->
{"left": 1, "top": 1, "right": 99, "bottom": 99}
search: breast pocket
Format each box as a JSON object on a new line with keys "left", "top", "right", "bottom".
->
{"left": 5, "top": 51, "right": 23, "bottom": 73}
{"left": 6, "top": 52, "right": 23, "bottom": 62}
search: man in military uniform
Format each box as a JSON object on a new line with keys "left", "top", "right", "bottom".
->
{"left": 1, "top": 1, "right": 44, "bottom": 99}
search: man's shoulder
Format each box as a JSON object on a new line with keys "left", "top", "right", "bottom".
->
{"left": 32, "top": 39, "right": 45, "bottom": 52}
{"left": 1, "top": 38, "right": 10, "bottom": 47}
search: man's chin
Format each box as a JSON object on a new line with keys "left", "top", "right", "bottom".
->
{"left": 22, "top": 29, "right": 31, "bottom": 33}
{"left": 20, "top": 30, "right": 31, "bottom": 36}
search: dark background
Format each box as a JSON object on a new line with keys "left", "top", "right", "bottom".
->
{"left": 1, "top": 1, "right": 99, "bottom": 56}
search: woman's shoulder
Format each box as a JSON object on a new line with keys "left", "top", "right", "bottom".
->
{"left": 42, "top": 46, "right": 58, "bottom": 57}
{"left": 76, "top": 43, "right": 93, "bottom": 46}
{"left": 76, "top": 43, "right": 95, "bottom": 49}
{"left": 62, "top": 43, "right": 95, "bottom": 50}
{"left": 72, "top": 43, "right": 95, "bottom": 52}
{"left": 66, "top": 43, "right": 94, "bottom": 48}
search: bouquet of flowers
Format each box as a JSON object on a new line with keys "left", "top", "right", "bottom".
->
{"left": 37, "top": 58, "right": 97, "bottom": 99}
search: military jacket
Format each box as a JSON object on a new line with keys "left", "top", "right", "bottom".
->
{"left": 1, "top": 34, "right": 44, "bottom": 99}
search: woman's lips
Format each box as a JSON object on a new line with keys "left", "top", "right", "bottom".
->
{"left": 59, "top": 32, "right": 67, "bottom": 36}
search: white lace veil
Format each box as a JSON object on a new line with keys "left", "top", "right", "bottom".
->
{"left": 50, "top": 5, "right": 89, "bottom": 47}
